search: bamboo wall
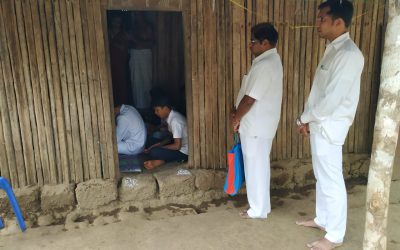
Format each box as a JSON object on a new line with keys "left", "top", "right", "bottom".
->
{"left": 0, "top": 0, "right": 117, "bottom": 188}
{"left": 188, "top": 0, "right": 386, "bottom": 168}
{"left": 0, "top": 0, "right": 386, "bottom": 188}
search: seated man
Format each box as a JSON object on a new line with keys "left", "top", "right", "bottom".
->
{"left": 144, "top": 97, "right": 188, "bottom": 170}
{"left": 115, "top": 104, "right": 146, "bottom": 155}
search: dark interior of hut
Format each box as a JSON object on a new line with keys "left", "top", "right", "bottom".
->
{"left": 107, "top": 10, "right": 187, "bottom": 172}
{"left": 107, "top": 10, "right": 186, "bottom": 125}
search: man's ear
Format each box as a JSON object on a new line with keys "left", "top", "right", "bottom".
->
{"left": 335, "top": 18, "right": 345, "bottom": 28}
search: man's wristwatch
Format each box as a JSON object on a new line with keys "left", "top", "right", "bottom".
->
{"left": 296, "top": 117, "right": 305, "bottom": 127}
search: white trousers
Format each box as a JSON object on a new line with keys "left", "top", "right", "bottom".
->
{"left": 129, "top": 49, "right": 152, "bottom": 109}
{"left": 310, "top": 133, "right": 346, "bottom": 243}
{"left": 240, "top": 135, "right": 273, "bottom": 218}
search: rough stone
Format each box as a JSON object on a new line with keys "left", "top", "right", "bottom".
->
{"left": 41, "top": 183, "right": 76, "bottom": 212}
{"left": 153, "top": 167, "right": 195, "bottom": 198}
{"left": 214, "top": 170, "right": 227, "bottom": 189}
{"left": 76, "top": 179, "right": 118, "bottom": 209}
{"left": 0, "top": 185, "right": 40, "bottom": 218}
{"left": 0, "top": 219, "right": 20, "bottom": 236}
{"left": 192, "top": 169, "right": 215, "bottom": 191}
{"left": 37, "top": 214, "right": 55, "bottom": 227}
{"left": 92, "top": 216, "right": 107, "bottom": 226}
{"left": 119, "top": 174, "right": 157, "bottom": 202}
{"left": 271, "top": 159, "right": 298, "bottom": 189}
{"left": 293, "top": 161, "right": 315, "bottom": 188}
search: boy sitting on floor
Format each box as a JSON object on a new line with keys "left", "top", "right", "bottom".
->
{"left": 144, "top": 97, "right": 188, "bottom": 170}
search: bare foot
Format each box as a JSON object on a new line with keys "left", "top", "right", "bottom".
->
{"left": 307, "top": 238, "right": 342, "bottom": 250}
{"left": 295, "top": 219, "right": 325, "bottom": 231}
{"left": 143, "top": 160, "right": 165, "bottom": 170}
{"left": 239, "top": 210, "right": 251, "bottom": 219}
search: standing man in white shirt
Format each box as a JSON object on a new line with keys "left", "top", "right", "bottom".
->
{"left": 231, "top": 23, "right": 283, "bottom": 219}
{"left": 296, "top": 1, "right": 364, "bottom": 249}
{"left": 114, "top": 104, "right": 147, "bottom": 155}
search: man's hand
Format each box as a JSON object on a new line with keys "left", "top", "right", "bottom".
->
{"left": 297, "top": 124, "right": 310, "bottom": 137}
{"left": 230, "top": 112, "right": 240, "bottom": 132}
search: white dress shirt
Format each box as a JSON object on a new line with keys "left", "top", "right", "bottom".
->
{"left": 301, "top": 32, "right": 364, "bottom": 145}
{"left": 116, "top": 105, "right": 146, "bottom": 155}
{"left": 235, "top": 48, "right": 283, "bottom": 139}
{"left": 166, "top": 110, "right": 188, "bottom": 155}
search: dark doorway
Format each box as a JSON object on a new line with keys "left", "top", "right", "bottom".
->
{"left": 106, "top": 10, "right": 186, "bottom": 118}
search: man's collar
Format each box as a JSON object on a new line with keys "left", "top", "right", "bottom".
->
{"left": 328, "top": 32, "right": 350, "bottom": 50}
{"left": 166, "top": 109, "right": 174, "bottom": 123}
{"left": 253, "top": 48, "right": 277, "bottom": 63}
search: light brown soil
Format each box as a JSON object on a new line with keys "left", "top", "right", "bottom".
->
{"left": 1, "top": 182, "right": 399, "bottom": 250}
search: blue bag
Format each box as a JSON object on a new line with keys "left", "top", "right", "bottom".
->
{"left": 224, "top": 134, "right": 245, "bottom": 195}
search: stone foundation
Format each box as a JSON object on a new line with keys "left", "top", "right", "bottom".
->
{"left": 0, "top": 154, "right": 370, "bottom": 231}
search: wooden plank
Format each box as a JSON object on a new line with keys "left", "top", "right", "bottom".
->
{"left": 297, "top": 0, "right": 307, "bottom": 159}
{"left": 290, "top": 0, "right": 301, "bottom": 159}
{"left": 66, "top": 0, "right": 88, "bottom": 181}
{"left": 17, "top": 0, "right": 44, "bottom": 185}
{"left": 217, "top": 0, "right": 227, "bottom": 168}
{"left": 71, "top": 0, "right": 96, "bottom": 180}
{"left": 80, "top": 0, "right": 102, "bottom": 178}
{"left": 363, "top": 0, "right": 379, "bottom": 153}
{"left": 203, "top": 2, "right": 212, "bottom": 168}
{"left": 305, "top": 0, "right": 320, "bottom": 158}
{"left": 225, "top": 0, "right": 234, "bottom": 159}
{"left": 210, "top": 2, "right": 219, "bottom": 169}
{"left": 197, "top": 0, "right": 206, "bottom": 167}
{"left": 54, "top": 0, "right": 74, "bottom": 183}
{"left": 4, "top": 0, "right": 36, "bottom": 185}
{"left": 281, "top": 0, "right": 290, "bottom": 159}
{"left": 286, "top": 0, "right": 295, "bottom": 159}
{"left": 368, "top": 0, "right": 385, "bottom": 151}
{"left": 0, "top": 105, "right": 10, "bottom": 181}
{"left": 0, "top": 1, "right": 24, "bottom": 188}
{"left": 183, "top": 8, "right": 194, "bottom": 167}
{"left": 0, "top": 30, "right": 12, "bottom": 183}
{"left": 44, "top": 0, "right": 69, "bottom": 182}
{"left": 190, "top": 0, "right": 200, "bottom": 168}
{"left": 93, "top": 0, "right": 117, "bottom": 178}
{"left": 103, "top": 0, "right": 119, "bottom": 179}
{"left": 37, "top": 0, "right": 60, "bottom": 183}
{"left": 60, "top": 0, "right": 83, "bottom": 182}
{"left": 30, "top": 0, "right": 58, "bottom": 184}
{"left": 351, "top": 0, "right": 364, "bottom": 154}
{"left": 87, "top": 0, "right": 107, "bottom": 177}
{"left": 302, "top": 0, "right": 315, "bottom": 159}
{"left": 357, "top": 1, "right": 373, "bottom": 154}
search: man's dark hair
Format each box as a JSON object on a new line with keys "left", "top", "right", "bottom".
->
{"left": 251, "top": 23, "right": 278, "bottom": 46}
{"left": 318, "top": 0, "right": 354, "bottom": 28}
{"left": 152, "top": 96, "right": 172, "bottom": 109}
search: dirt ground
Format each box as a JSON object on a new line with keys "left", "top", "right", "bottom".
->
{"left": 0, "top": 181, "right": 399, "bottom": 250}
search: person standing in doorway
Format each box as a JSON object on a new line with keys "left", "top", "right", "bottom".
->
{"left": 295, "top": 1, "right": 364, "bottom": 249}
{"left": 109, "top": 15, "right": 130, "bottom": 105}
{"left": 231, "top": 23, "right": 283, "bottom": 220}
{"left": 128, "top": 12, "right": 155, "bottom": 111}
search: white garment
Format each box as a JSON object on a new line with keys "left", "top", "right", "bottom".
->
{"left": 116, "top": 105, "right": 146, "bottom": 155}
{"left": 311, "top": 133, "right": 346, "bottom": 243}
{"left": 129, "top": 49, "right": 152, "bottom": 109}
{"left": 301, "top": 32, "right": 364, "bottom": 145}
{"left": 166, "top": 110, "right": 188, "bottom": 155}
{"left": 240, "top": 135, "right": 273, "bottom": 218}
{"left": 235, "top": 48, "right": 283, "bottom": 139}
